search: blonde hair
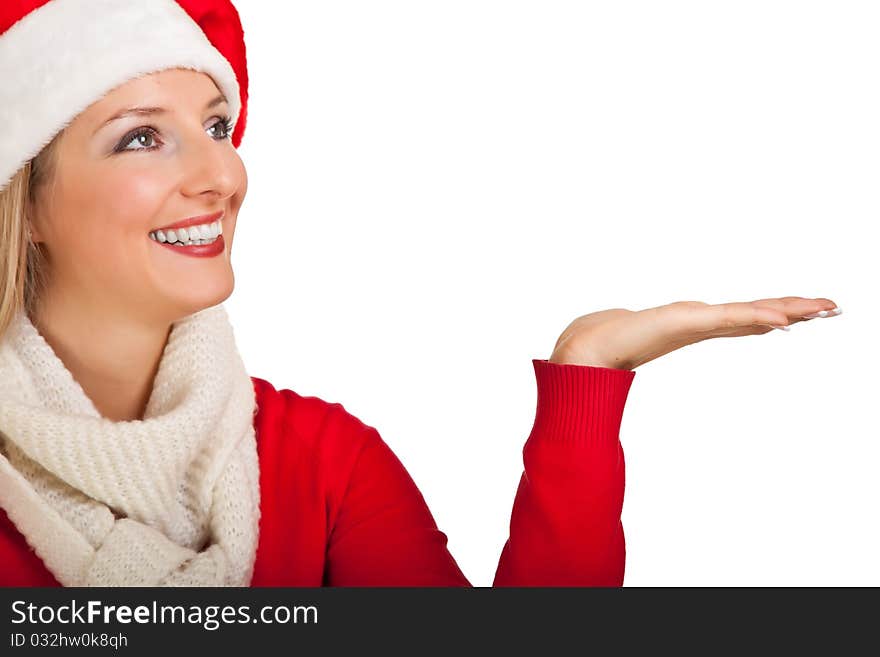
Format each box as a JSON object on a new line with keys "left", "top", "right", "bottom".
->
{"left": 0, "top": 132, "right": 62, "bottom": 339}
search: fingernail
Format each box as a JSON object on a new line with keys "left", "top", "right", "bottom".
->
{"left": 802, "top": 307, "right": 842, "bottom": 319}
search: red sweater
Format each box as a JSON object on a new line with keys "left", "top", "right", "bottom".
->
{"left": 0, "top": 359, "right": 635, "bottom": 587}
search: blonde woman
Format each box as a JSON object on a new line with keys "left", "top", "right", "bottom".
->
{"left": 0, "top": 0, "right": 839, "bottom": 587}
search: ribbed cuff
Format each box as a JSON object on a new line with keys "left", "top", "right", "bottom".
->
{"left": 529, "top": 358, "right": 636, "bottom": 447}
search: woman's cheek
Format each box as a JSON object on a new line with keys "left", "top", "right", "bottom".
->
{"left": 101, "top": 171, "right": 171, "bottom": 235}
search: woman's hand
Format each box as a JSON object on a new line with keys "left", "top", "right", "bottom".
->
{"left": 549, "top": 296, "right": 841, "bottom": 370}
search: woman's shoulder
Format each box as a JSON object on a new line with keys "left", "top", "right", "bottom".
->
{"left": 248, "top": 375, "right": 376, "bottom": 470}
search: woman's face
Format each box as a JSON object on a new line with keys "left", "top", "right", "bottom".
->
{"left": 28, "top": 68, "right": 247, "bottom": 324}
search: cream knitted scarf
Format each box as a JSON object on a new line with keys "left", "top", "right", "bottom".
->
{"left": 0, "top": 303, "right": 260, "bottom": 586}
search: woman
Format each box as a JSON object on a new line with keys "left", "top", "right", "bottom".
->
{"left": 0, "top": 0, "right": 839, "bottom": 587}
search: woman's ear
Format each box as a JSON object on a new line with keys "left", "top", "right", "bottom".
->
{"left": 26, "top": 200, "right": 44, "bottom": 244}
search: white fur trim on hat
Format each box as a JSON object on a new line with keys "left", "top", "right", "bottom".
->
{"left": 0, "top": 0, "right": 241, "bottom": 193}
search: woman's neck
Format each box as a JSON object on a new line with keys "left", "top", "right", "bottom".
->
{"left": 29, "top": 296, "right": 172, "bottom": 422}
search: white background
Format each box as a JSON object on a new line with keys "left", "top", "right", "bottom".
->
{"left": 226, "top": 1, "right": 878, "bottom": 586}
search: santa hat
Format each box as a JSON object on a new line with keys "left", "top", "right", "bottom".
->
{"left": 0, "top": 0, "right": 249, "bottom": 194}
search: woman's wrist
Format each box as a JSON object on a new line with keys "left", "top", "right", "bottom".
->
{"left": 548, "top": 347, "right": 631, "bottom": 371}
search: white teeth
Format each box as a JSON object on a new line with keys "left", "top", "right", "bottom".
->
{"left": 161, "top": 235, "right": 219, "bottom": 246}
{"left": 149, "top": 220, "right": 223, "bottom": 244}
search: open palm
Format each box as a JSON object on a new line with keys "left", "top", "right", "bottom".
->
{"left": 549, "top": 296, "right": 842, "bottom": 370}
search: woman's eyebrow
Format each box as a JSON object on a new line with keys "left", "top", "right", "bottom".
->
{"left": 94, "top": 94, "right": 228, "bottom": 135}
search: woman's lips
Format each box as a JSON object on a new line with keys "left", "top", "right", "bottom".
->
{"left": 152, "top": 233, "right": 225, "bottom": 257}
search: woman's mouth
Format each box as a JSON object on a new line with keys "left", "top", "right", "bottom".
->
{"left": 148, "top": 220, "right": 225, "bottom": 257}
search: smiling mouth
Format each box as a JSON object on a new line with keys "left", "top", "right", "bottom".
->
{"left": 148, "top": 219, "right": 223, "bottom": 245}
{"left": 148, "top": 231, "right": 225, "bottom": 257}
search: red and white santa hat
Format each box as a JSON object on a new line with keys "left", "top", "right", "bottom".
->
{"left": 0, "top": 0, "right": 249, "bottom": 193}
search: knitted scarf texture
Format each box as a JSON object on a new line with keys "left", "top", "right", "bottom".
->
{"left": 0, "top": 303, "right": 260, "bottom": 586}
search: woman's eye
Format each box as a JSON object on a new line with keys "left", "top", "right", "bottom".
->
{"left": 117, "top": 128, "right": 161, "bottom": 152}
{"left": 210, "top": 116, "right": 235, "bottom": 140}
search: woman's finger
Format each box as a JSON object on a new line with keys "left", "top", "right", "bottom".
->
{"left": 749, "top": 297, "right": 841, "bottom": 327}
{"left": 664, "top": 300, "right": 790, "bottom": 333}
{"left": 707, "top": 297, "right": 838, "bottom": 331}
{"left": 801, "top": 308, "right": 843, "bottom": 320}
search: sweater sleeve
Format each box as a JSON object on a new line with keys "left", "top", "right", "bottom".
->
{"left": 493, "top": 359, "right": 636, "bottom": 586}
{"left": 324, "top": 358, "right": 635, "bottom": 586}
{"left": 323, "top": 423, "right": 471, "bottom": 586}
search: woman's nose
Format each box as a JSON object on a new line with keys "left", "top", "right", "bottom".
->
{"left": 179, "top": 127, "right": 239, "bottom": 200}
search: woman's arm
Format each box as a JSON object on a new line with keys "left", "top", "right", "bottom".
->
{"left": 493, "top": 360, "right": 634, "bottom": 586}
{"left": 323, "top": 424, "right": 471, "bottom": 585}
{"left": 323, "top": 359, "right": 635, "bottom": 586}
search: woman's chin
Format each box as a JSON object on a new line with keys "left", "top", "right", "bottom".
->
{"left": 143, "top": 241, "right": 235, "bottom": 314}
{"left": 160, "top": 276, "right": 235, "bottom": 318}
